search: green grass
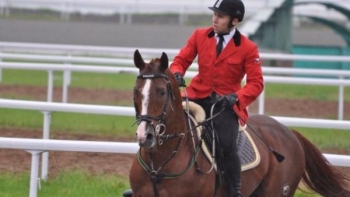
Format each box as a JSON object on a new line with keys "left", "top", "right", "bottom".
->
{"left": 294, "top": 191, "right": 322, "bottom": 197}
{"left": 1, "top": 69, "right": 136, "bottom": 90}
{"left": 294, "top": 128, "right": 350, "bottom": 154}
{"left": 264, "top": 83, "right": 350, "bottom": 101}
{"left": 50, "top": 112, "right": 136, "bottom": 136}
{"left": 0, "top": 171, "right": 129, "bottom": 197}
{"left": 293, "top": 128, "right": 350, "bottom": 153}
{"left": 1, "top": 69, "right": 53, "bottom": 86}
{"left": 0, "top": 109, "right": 136, "bottom": 136}
{"left": 0, "top": 171, "right": 335, "bottom": 197}
{"left": 71, "top": 72, "right": 136, "bottom": 90}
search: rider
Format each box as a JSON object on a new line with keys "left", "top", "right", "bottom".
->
{"left": 123, "top": 0, "right": 263, "bottom": 196}
{"left": 170, "top": 0, "right": 264, "bottom": 196}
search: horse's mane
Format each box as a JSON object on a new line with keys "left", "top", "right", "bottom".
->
{"left": 149, "top": 58, "right": 160, "bottom": 66}
{"left": 143, "top": 58, "right": 168, "bottom": 74}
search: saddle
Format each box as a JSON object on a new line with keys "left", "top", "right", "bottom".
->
{"left": 182, "top": 101, "right": 261, "bottom": 171}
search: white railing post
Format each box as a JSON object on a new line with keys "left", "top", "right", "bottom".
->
{"left": 179, "top": 7, "right": 186, "bottom": 25}
{"left": 60, "top": 1, "right": 70, "bottom": 20}
{"left": 0, "top": 1, "right": 3, "bottom": 16}
{"left": 119, "top": 6, "right": 125, "bottom": 24}
{"left": 0, "top": 47, "right": 2, "bottom": 82}
{"left": 62, "top": 70, "right": 71, "bottom": 103}
{"left": 47, "top": 71, "right": 54, "bottom": 102}
{"left": 126, "top": 12, "right": 132, "bottom": 25}
{"left": 41, "top": 111, "right": 51, "bottom": 180}
{"left": 44, "top": 69, "right": 54, "bottom": 180}
{"left": 63, "top": 52, "right": 72, "bottom": 103}
{"left": 258, "top": 88, "right": 265, "bottom": 115}
{"left": 27, "top": 150, "right": 44, "bottom": 197}
{"left": 4, "top": 0, "right": 10, "bottom": 17}
{"left": 338, "top": 76, "right": 344, "bottom": 120}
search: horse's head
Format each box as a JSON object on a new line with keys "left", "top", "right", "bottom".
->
{"left": 133, "top": 50, "right": 182, "bottom": 150}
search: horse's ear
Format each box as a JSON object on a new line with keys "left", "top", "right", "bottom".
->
{"left": 134, "top": 49, "right": 145, "bottom": 69}
{"left": 160, "top": 52, "right": 169, "bottom": 71}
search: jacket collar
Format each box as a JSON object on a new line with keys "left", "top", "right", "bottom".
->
{"left": 208, "top": 28, "right": 242, "bottom": 46}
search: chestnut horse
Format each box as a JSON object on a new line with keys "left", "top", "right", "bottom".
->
{"left": 128, "top": 50, "right": 350, "bottom": 197}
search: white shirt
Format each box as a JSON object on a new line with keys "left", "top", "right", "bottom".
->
{"left": 215, "top": 28, "right": 236, "bottom": 49}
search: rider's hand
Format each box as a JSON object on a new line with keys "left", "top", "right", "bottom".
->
{"left": 216, "top": 93, "right": 238, "bottom": 108}
{"left": 174, "top": 72, "right": 186, "bottom": 87}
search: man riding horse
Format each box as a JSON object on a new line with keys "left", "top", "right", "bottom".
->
{"left": 170, "top": 0, "right": 263, "bottom": 196}
{"left": 123, "top": 0, "right": 263, "bottom": 196}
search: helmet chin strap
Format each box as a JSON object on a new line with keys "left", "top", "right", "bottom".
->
{"left": 218, "top": 17, "right": 235, "bottom": 36}
{"left": 227, "top": 17, "right": 235, "bottom": 30}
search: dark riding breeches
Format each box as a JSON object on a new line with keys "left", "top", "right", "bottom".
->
{"left": 191, "top": 96, "right": 242, "bottom": 194}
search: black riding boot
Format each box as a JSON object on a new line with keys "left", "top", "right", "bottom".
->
{"left": 222, "top": 150, "right": 243, "bottom": 197}
{"left": 122, "top": 189, "right": 133, "bottom": 197}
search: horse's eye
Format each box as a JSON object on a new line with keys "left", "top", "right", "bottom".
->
{"left": 159, "top": 90, "right": 166, "bottom": 96}
{"left": 156, "top": 87, "right": 166, "bottom": 97}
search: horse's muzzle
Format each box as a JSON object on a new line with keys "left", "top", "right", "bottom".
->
{"left": 136, "top": 121, "right": 157, "bottom": 149}
{"left": 139, "top": 132, "right": 155, "bottom": 149}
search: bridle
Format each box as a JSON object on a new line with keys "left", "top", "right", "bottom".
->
{"left": 133, "top": 73, "right": 179, "bottom": 144}
{"left": 133, "top": 73, "right": 202, "bottom": 197}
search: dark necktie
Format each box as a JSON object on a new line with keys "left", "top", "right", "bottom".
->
{"left": 216, "top": 34, "right": 224, "bottom": 57}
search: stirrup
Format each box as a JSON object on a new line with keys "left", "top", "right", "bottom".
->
{"left": 122, "top": 189, "right": 133, "bottom": 197}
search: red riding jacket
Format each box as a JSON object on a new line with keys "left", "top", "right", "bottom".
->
{"left": 170, "top": 27, "right": 264, "bottom": 125}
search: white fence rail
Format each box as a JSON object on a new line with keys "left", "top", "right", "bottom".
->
{"left": 0, "top": 0, "right": 276, "bottom": 24}
{"left": 1, "top": 137, "right": 348, "bottom": 197}
{"left": 2, "top": 99, "right": 350, "bottom": 130}
{"left": 0, "top": 98, "right": 350, "bottom": 197}
{"left": 1, "top": 60, "right": 349, "bottom": 119}
{"left": 0, "top": 137, "right": 138, "bottom": 197}
{"left": 2, "top": 0, "right": 345, "bottom": 17}
{"left": 3, "top": 41, "right": 350, "bottom": 62}
{"left": 2, "top": 0, "right": 347, "bottom": 26}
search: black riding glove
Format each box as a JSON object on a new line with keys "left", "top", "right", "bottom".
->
{"left": 216, "top": 93, "right": 238, "bottom": 109}
{"left": 174, "top": 72, "right": 186, "bottom": 87}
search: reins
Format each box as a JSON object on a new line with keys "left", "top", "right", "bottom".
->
{"left": 136, "top": 138, "right": 202, "bottom": 180}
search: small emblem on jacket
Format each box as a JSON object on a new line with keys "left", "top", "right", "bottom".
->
{"left": 254, "top": 58, "right": 260, "bottom": 63}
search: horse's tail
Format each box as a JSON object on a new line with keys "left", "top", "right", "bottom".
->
{"left": 292, "top": 129, "right": 350, "bottom": 197}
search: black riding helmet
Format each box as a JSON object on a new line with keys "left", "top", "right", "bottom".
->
{"left": 208, "top": 0, "right": 245, "bottom": 22}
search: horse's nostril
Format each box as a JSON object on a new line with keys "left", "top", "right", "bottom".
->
{"left": 146, "top": 133, "right": 153, "bottom": 141}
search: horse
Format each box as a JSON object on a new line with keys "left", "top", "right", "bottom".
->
{"left": 128, "top": 50, "right": 350, "bottom": 197}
